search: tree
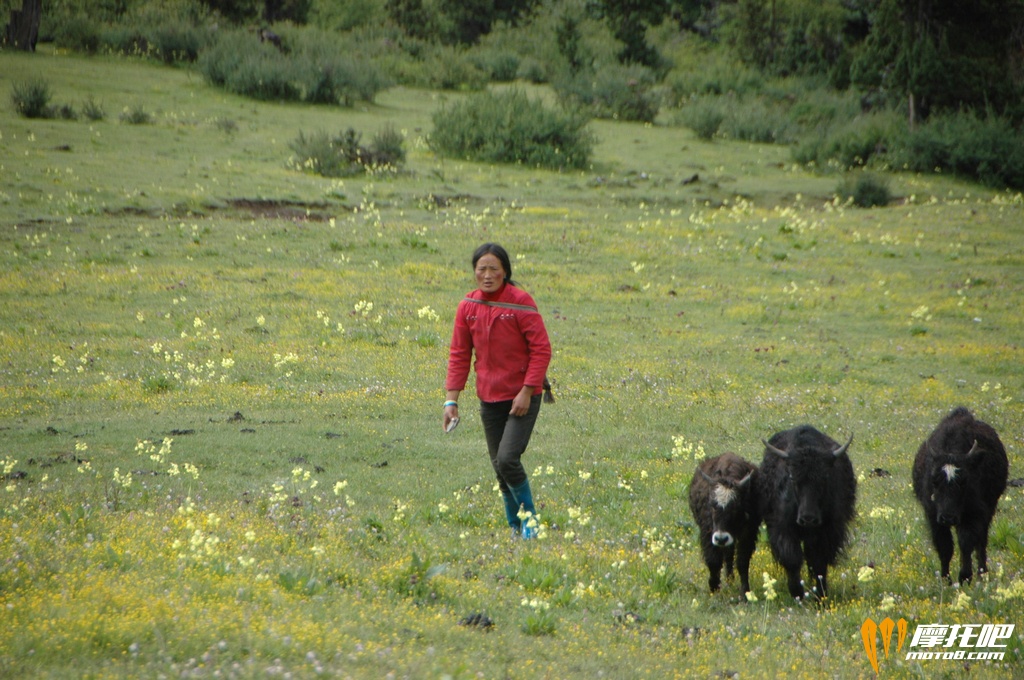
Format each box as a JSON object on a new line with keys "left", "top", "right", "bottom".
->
{"left": 595, "top": 0, "right": 672, "bottom": 68}
{"left": 202, "top": 0, "right": 261, "bottom": 24}
{"left": 436, "top": 0, "right": 540, "bottom": 44}
{"left": 556, "top": 12, "right": 586, "bottom": 75}
{"left": 387, "top": 0, "right": 433, "bottom": 39}
{"left": 852, "top": 0, "right": 1024, "bottom": 123}
{"left": 264, "top": 0, "right": 312, "bottom": 24}
{"left": 4, "top": 0, "right": 41, "bottom": 51}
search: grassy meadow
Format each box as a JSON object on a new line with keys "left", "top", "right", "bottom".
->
{"left": 2, "top": 46, "right": 1023, "bottom": 678}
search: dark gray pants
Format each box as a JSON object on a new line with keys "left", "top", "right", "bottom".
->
{"left": 480, "top": 395, "right": 542, "bottom": 491}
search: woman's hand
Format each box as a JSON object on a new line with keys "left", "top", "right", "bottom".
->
{"left": 443, "top": 390, "right": 461, "bottom": 431}
{"left": 443, "top": 404, "right": 459, "bottom": 431}
{"left": 510, "top": 386, "right": 535, "bottom": 417}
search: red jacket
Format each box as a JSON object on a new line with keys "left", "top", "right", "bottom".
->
{"left": 446, "top": 284, "right": 552, "bottom": 403}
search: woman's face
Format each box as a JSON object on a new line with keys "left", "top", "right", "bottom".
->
{"left": 474, "top": 253, "right": 506, "bottom": 293}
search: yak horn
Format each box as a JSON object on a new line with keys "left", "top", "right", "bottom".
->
{"left": 833, "top": 433, "right": 854, "bottom": 457}
{"left": 737, "top": 471, "right": 754, "bottom": 487}
{"left": 699, "top": 469, "right": 716, "bottom": 484}
{"left": 965, "top": 439, "right": 981, "bottom": 457}
{"left": 763, "top": 439, "right": 789, "bottom": 458}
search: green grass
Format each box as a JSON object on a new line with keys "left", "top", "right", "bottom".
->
{"left": 1, "top": 46, "right": 1023, "bottom": 678}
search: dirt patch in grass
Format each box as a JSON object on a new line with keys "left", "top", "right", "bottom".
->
{"left": 226, "top": 199, "right": 338, "bottom": 222}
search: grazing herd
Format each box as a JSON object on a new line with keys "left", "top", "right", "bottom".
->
{"left": 688, "top": 406, "right": 1010, "bottom": 601}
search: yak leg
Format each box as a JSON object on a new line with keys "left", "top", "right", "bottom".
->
{"left": 723, "top": 545, "right": 735, "bottom": 580}
{"left": 783, "top": 564, "right": 804, "bottom": 599}
{"left": 929, "top": 520, "right": 955, "bottom": 581}
{"left": 771, "top": 532, "right": 805, "bottom": 598}
{"left": 973, "top": 517, "right": 994, "bottom": 578}
{"left": 704, "top": 546, "right": 725, "bottom": 593}
{"left": 801, "top": 539, "right": 831, "bottom": 601}
{"left": 736, "top": 533, "right": 755, "bottom": 595}
{"left": 956, "top": 523, "right": 984, "bottom": 584}
{"left": 805, "top": 559, "right": 828, "bottom": 600}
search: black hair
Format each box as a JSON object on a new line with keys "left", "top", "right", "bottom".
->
{"left": 472, "top": 243, "right": 516, "bottom": 286}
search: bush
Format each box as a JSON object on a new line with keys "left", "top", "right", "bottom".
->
{"left": 791, "top": 111, "right": 900, "bottom": 169}
{"left": 719, "top": 98, "right": 797, "bottom": 144}
{"left": 51, "top": 14, "right": 104, "bottom": 54}
{"left": 370, "top": 124, "right": 406, "bottom": 166}
{"left": 665, "top": 53, "right": 764, "bottom": 105}
{"left": 46, "top": 0, "right": 213, "bottom": 63}
{"left": 783, "top": 86, "right": 860, "bottom": 127}
{"left": 289, "top": 126, "right": 406, "bottom": 178}
{"left": 148, "top": 24, "right": 209, "bottom": 63}
{"left": 425, "top": 46, "right": 489, "bottom": 91}
{"left": 290, "top": 130, "right": 359, "bottom": 177}
{"left": 675, "top": 97, "right": 726, "bottom": 140}
{"left": 11, "top": 80, "right": 52, "bottom": 119}
{"left": 837, "top": 173, "right": 891, "bottom": 208}
{"left": 516, "top": 57, "right": 547, "bottom": 83}
{"left": 197, "top": 28, "right": 390, "bottom": 105}
{"left": 101, "top": 25, "right": 152, "bottom": 57}
{"left": 887, "top": 111, "right": 1024, "bottom": 190}
{"left": 197, "top": 31, "right": 300, "bottom": 101}
{"left": 54, "top": 103, "right": 78, "bottom": 120}
{"left": 119, "top": 104, "right": 153, "bottom": 125}
{"left": 556, "top": 65, "right": 661, "bottom": 123}
{"left": 212, "top": 117, "right": 238, "bottom": 134}
{"left": 473, "top": 49, "right": 521, "bottom": 82}
{"left": 82, "top": 97, "right": 106, "bottom": 121}
{"left": 429, "top": 89, "right": 594, "bottom": 170}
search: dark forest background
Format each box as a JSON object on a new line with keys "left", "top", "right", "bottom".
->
{"left": 6, "top": 0, "right": 1024, "bottom": 188}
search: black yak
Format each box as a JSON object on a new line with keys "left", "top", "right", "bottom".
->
{"left": 759, "top": 426, "right": 856, "bottom": 600}
{"left": 912, "top": 406, "right": 1008, "bottom": 584}
{"left": 688, "top": 452, "right": 760, "bottom": 595}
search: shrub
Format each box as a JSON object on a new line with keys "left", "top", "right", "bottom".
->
{"left": 11, "top": 80, "right": 52, "bottom": 119}
{"left": 791, "top": 112, "right": 899, "bottom": 170}
{"left": 119, "top": 104, "right": 153, "bottom": 125}
{"left": 425, "top": 46, "right": 489, "bottom": 91}
{"left": 675, "top": 97, "right": 726, "bottom": 140}
{"left": 290, "top": 130, "right": 359, "bottom": 178}
{"left": 289, "top": 126, "right": 406, "bottom": 178}
{"left": 54, "top": 103, "right": 78, "bottom": 120}
{"left": 554, "top": 64, "right": 660, "bottom": 123}
{"left": 148, "top": 24, "right": 209, "bottom": 63}
{"left": 197, "top": 28, "right": 390, "bottom": 105}
{"left": 784, "top": 86, "right": 862, "bottom": 129}
{"left": 887, "top": 111, "right": 1024, "bottom": 190}
{"left": 51, "top": 14, "right": 103, "bottom": 54}
{"left": 101, "top": 25, "right": 152, "bottom": 57}
{"left": 197, "top": 33, "right": 301, "bottom": 101}
{"left": 665, "top": 53, "right": 764, "bottom": 105}
{"left": 370, "top": 124, "right": 406, "bottom": 166}
{"left": 429, "top": 89, "right": 594, "bottom": 170}
{"left": 308, "top": 54, "right": 391, "bottom": 106}
{"left": 472, "top": 49, "right": 521, "bottom": 82}
{"left": 719, "top": 98, "right": 796, "bottom": 144}
{"left": 212, "top": 117, "right": 238, "bottom": 134}
{"left": 837, "top": 173, "right": 891, "bottom": 208}
{"left": 82, "top": 97, "right": 105, "bottom": 121}
{"left": 516, "top": 57, "right": 547, "bottom": 83}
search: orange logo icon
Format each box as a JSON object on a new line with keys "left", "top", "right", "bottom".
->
{"left": 862, "top": 617, "right": 908, "bottom": 673}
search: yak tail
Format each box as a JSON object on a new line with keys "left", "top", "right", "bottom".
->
{"left": 543, "top": 377, "right": 555, "bottom": 404}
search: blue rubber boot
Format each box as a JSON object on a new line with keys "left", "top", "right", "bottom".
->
{"left": 501, "top": 490, "right": 522, "bottom": 534}
{"left": 509, "top": 479, "right": 537, "bottom": 539}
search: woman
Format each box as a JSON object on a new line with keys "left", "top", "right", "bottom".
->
{"left": 444, "top": 243, "right": 552, "bottom": 538}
